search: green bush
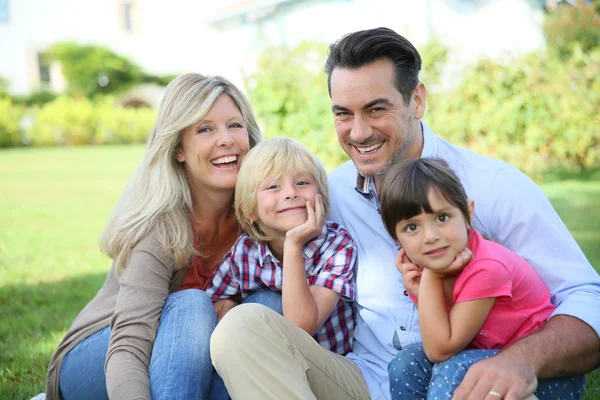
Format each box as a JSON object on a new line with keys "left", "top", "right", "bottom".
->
{"left": 12, "top": 90, "right": 57, "bottom": 106}
{"left": 427, "top": 47, "right": 600, "bottom": 177}
{"left": 46, "top": 42, "right": 175, "bottom": 98}
{"left": 244, "top": 41, "right": 348, "bottom": 171}
{"left": 24, "top": 96, "right": 156, "bottom": 146}
{"left": 544, "top": 0, "right": 600, "bottom": 60}
{"left": 0, "top": 98, "right": 25, "bottom": 147}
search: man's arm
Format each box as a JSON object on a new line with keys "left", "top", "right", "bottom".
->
{"left": 454, "top": 315, "right": 599, "bottom": 399}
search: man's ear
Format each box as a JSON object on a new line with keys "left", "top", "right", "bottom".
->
{"left": 467, "top": 200, "right": 475, "bottom": 227}
{"left": 412, "top": 82, "right": 427, "bottom": 120}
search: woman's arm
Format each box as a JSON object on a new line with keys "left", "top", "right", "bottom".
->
{"left": 105, "top": 234, "right": 176, "bottom": 400}
{"left": 418, "top": 268, "right": 495, "bottom": 363}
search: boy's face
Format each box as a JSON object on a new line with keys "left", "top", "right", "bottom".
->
{"left": 254, "top": 170, "right": 318, "bottom": 240}
{"left": 394, "top": 189, "right": 474, "bottom": 276}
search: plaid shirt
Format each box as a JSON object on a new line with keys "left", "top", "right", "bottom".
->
{"left": 205, "top": 221, "right": 357, "bottom": 355}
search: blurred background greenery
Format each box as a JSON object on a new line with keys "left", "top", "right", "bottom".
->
{"left": 1, "top": 1, "right": 599, "bottom": 177}
{"left": 1, "top": 1, "right": 599, "bottom": 399}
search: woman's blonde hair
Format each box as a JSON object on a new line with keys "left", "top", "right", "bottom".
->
{"left": 234, "top": 137, "right": 330, "bottom": 243}
{"left": 100, "top": 73, "right": 262, "bottom": 273}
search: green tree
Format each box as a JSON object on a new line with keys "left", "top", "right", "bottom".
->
{"left": 46, "top": 42, "right": 176, "bottom": 98}
{"left": 244, "top": 41, "right": 348, "bottom": 170}
{"left": 544, "top": 0, "right": 600, "bottom": 59}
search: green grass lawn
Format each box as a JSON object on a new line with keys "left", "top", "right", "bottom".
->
{"left": 1, "top": 145, "right": 599, "bottom": 399}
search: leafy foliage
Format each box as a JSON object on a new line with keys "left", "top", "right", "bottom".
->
{"left": 543, "top": 0, "right": 600, "bottom": 59}
{"left": 46, "top": 42, "right": 174, "bottom": 98}
{"left": 427, "top": 46, "right": 600, "bottom": 178}
{"left": 244, "top": 41, "right": 348, "bottom": 171}
{"left": 0, "top": 98, "right": 24, "bottom": 147}
{"left": 24, "top": 96, "right": 156, "bottom": 146}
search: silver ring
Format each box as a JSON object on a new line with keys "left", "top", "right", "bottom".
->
{"left": 488, "top": 391, "right": 502, "bottom": 398}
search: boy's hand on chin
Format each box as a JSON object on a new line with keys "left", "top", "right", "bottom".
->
{"left": 285, "top": 194, "right": 325, "bottom": 247}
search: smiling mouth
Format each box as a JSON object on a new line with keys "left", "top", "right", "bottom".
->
{"left": 278, "top": 206, "right": 306, "bottom": 213}
{"left": 425, "top": 246, "right": 449, "bottom": 257}
{"left": 211, "top": 155, "right": 239, "bottom": 168}
{"left": 354, "top": 142, "right": 383, "bottom": 155}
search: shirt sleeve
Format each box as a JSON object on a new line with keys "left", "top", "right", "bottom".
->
{"left": 105, "top": 234, "right": 175, "bottom": 400}
{"left": 204, "top": 248, "right": 241, "bottom": 301}
{"left": 483, "top": 167, "right": 600, "bottom": 336}
{"left": 454, "top": 260, "right": 513, "bottom": 304}
{"left": 311, "top": 228, "right": 357, "bottom": 301}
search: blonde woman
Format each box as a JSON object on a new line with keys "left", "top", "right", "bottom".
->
{"left": 44, "top": 73, "right": 278, "bottom": 400}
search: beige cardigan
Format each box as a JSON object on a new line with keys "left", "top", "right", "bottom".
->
{"left": 45, "top": 233, "right": 188, "bottom": 400}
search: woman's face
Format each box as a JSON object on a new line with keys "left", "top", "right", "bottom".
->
{"left": 177, "top": 94, "right": 250, "bottom": 194}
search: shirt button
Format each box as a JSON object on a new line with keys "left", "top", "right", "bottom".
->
{"left": 400, "top": 326, "right": 406, "bottom": 331}
{"left": 404, "top": 290, "right": 408, "bottom": 296}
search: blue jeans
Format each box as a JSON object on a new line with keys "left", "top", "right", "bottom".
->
{"left": 388, "top": 344, "right": 586, "bottom": 400}
{"left": 59, "top": 289, "right": 283, "bottom": 400}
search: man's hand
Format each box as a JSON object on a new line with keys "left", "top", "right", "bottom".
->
{"left": 395, "top": 248, "right": 422, "bottom": 299}
{"left": 285, "top": 194, "right": 325, "bottom": 247}
{"left": 452, "top": 350, "right": 537, "bottom": 400}
{"left": 214, "top": 299, "right": 238, "bottom": 322}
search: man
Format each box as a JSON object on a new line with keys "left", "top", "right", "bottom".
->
{"left": 210, "top": 27, "right": 600, "bottom": 400}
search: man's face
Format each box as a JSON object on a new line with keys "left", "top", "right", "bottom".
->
{"left": 330, "top": 59, "right": 425, "bottom": 180}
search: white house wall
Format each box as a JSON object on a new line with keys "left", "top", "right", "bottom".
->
{"left": 0, "top": 0, "right": 545, "bottom": 95}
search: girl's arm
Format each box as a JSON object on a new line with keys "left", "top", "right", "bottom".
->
{"left": 418, "top": 268, "right": 495, "bottom": 363}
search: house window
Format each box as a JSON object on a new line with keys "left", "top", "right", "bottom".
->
{"left": 0, "top": 0, "right": 9, "bottom": 23}
{"left": 38, "top": 53, "right": 51, "bottom": 87}
{"left": 123, "top": 2, "right": 133, "bottom": 32}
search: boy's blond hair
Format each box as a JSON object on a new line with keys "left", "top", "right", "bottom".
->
{"left": 235, "top": 137, "right": 330, "bottom": 243}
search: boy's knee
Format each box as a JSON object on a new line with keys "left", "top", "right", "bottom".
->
{"left": 210, "top": 303, "right": 275, "bottom": 366}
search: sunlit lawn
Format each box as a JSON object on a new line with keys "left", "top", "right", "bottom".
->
{"left": 1, "top": 146, "right": 599, "bottom": 399}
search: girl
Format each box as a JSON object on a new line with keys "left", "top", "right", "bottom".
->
{"left": 379, "top": 157, "right": 583, "bottom": 400}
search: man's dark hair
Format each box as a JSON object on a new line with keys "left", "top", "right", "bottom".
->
{"left": 324, "top": 27, "right": 422, "bottom": 105}
{"left": 379, "top": 158, "right": 471, "bottom": 242}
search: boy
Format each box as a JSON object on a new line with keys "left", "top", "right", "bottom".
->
{"left": 205, "top": 137, "right": 356, "bottom": 355}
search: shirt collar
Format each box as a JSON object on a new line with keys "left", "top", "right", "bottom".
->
{"left": 354, "top": 121, "right": 439, "bottom": 194}
{"left": 256, "top": 223, "right": 329, "bottom": 263}
{"left": 420, "top": 121, "right": 439, "bottom": 158}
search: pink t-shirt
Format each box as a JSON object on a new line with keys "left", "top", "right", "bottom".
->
{"left": 452, "top": 229, "right": 555, "bottom": 349}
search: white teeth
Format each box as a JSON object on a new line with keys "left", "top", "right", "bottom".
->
{"left": 356, "top": 142, "right": 383, "bottom": 154}
{"left": 212, "top": 155, "right": 237, "bottom": 165}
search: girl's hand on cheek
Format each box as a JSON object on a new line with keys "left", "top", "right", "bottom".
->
{"left": 396, "top": 248, "right": 422, "bottom": 299}
{"left": 434, "top": 247, "right": 472, "bottom": 278}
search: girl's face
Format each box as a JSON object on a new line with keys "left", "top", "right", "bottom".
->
{"left": 176, "top": 94, "right": 250, "bottom": 194}
{"left": 254, "top": 169, "right": 318, "bottom": 240}
{"left": 394, "top": 188, "right": 474, "bottom": 274}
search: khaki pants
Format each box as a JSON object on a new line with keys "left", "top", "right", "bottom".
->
{"left": 210, "top": 303, "right": 371, "bottom": 400}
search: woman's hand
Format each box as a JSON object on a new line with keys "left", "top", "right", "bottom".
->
{"left": 285, "top": 194, "right": 325, "bottom": 247}
{"left": 396, "top": 248, "right": 422, "bottom": 299}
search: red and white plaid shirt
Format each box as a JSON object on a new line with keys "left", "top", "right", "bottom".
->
{"left": 205, "top": 221, "right": 357, "bottom": 355}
